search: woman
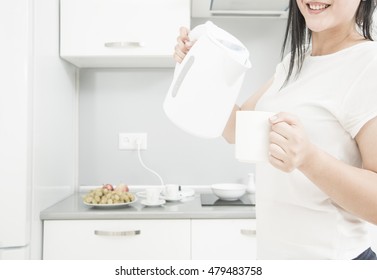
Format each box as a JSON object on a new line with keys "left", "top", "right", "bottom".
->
{"left": 174, "top": 0, "right": 377, "bottom": 259}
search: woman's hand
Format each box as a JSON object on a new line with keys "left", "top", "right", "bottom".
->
{"left": 268, "top": 112, "right": 316, "bottom": 172}
{"left": 173, "top": 27, "right": 193, "bottom": 63}
{"left": 268, "top": 113, "right": 377, "bottom": 224}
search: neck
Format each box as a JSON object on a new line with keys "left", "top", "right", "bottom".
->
{"left": 311, "top": 24, "right": 365, "bottom": 56}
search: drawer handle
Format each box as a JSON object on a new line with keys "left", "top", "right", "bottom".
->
{"left": 104, "top": 41, "right": 145, "bottom": 48}
{"left": 240, "top": 229, "right": 256, "bottom": 236}
{"left": 94, "top": 230, "right": 141, "bottom": 236}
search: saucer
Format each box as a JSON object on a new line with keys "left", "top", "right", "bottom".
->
{"left": 141, "top": 199, "right": 165, "bottom": 207}
{"left": 180, "top": 188, "right": 195, "bottom": 197}
{"left": 160, "top": 195, "right": 182, "bottom": 202}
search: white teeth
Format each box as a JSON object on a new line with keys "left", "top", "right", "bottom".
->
{"left": 308, "top": 4, "right": 329, "bottom": 10}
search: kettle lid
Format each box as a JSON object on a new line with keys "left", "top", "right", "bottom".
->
{"left": 203, "top": 21, "right": 250, "bottom": 66}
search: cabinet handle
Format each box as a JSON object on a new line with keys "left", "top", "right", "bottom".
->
{"left": 240, "top": 229, "right": 256, "bottom": 236}
{"left": 104, "top": 41, "right": 145, "bottom": 48}
{"left": 94, "top": 230, "right": 141, "bottom": 236}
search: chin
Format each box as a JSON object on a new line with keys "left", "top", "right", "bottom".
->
{"left": 305, "top": 21, "right": 330, "bottom": 33}
{"left": 308, "top": 26, "right": 326, "bottom": 33}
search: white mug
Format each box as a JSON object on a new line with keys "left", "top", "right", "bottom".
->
{"left": 235, "top": 111, "right": 276, "bottom": 163}
{"left": 146, "top": 188, "right": 161, "bottom": 204}
{"left": 165, "top": 184, "right": 180, "bottom": 199}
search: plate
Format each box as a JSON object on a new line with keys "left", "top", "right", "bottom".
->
{"left": 137, "top": 190, "right": 194, "bottom": 201}
{"left": 83, "top": 196, "right": 137, "bottom": 208}
{"left": 180, "top": 188, "right": 195, "bottom": 197}
{"left": 141, "top": 199, "right": 166, "bottom": 207}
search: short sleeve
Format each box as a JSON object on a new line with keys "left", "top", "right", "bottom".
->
{"left": 338, "top": 57, "right": 377, "bottom": 138}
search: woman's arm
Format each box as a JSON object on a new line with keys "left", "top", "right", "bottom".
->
{"left": 269, "top": 114, "right": 377, "bottom": 225}
{"left": 222, "top": 78, "right": 273, "bottom": 143}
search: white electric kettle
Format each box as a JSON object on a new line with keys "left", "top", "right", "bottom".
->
{"left": 163, "top": 21, "right": 252, "bottom": 138}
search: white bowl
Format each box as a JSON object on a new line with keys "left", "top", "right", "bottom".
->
{"left": 211, "top": 184, "right": 246, "bottom": 201}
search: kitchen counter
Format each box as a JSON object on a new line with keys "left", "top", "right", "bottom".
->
{"left": 40, "top": 187, "right": 255, "bottom": 220}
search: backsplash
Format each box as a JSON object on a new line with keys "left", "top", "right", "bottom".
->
{"left": 78, "top": 18, "right": 286, "bottom": 186}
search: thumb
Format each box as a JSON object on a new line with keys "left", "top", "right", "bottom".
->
{"left": 269, "top": 112, "right": 299, "bottom": 126}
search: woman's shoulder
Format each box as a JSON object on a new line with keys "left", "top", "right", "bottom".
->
{"left": 350, "top": 41, "right": 377, "bottom": 65}
{"left": 355, "top": 40, "right": 377, "bottom": 54}
{"left": 275, "top": 41, "right": 377, "bottom": 78}
{"left": 306, "top": 41, "right": 377, "bottom": 64}
{"left": 341, "top": 40, "right": 377, "bottom": 57}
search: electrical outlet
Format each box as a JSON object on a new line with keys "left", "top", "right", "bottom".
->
{"left": 118, "top": 133, "right": 147, "bottom": 150}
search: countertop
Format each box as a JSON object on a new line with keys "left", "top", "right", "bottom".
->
{"left": 40, "top": 187, "right": 255, "bottom": 220}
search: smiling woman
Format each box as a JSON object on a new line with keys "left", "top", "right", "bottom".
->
{"left": 173, "top": 0, "right": 377, "bottom": 259}
{"left": 282, "top": 0, "right": 376, "bottom": 82}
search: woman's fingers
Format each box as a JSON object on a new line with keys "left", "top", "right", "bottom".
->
{"left": 173, "top": 26, "right": 193, "bottom": 63}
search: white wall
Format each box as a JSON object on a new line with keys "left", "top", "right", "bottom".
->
{"left": 78, "top": 17, "right": 287, "bottom": 186}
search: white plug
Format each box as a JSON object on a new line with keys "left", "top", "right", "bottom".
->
{"left": 118, "top": 133, "right": 147, "bottom": 150}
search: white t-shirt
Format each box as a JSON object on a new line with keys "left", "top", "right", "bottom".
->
{"left": 255, "top": 41, "right": 377, "bottom": 259}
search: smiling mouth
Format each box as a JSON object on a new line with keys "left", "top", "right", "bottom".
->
{"left": 307, "top": 3, "right": 331, "bottom": 11}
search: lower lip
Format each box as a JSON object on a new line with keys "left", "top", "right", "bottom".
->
{"left": 307, "top": 5, "right": 329, "bottom": 15}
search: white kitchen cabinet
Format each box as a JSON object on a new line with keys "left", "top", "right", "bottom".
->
{"left": 60, "top": 0, "right": 190, "bottom": 68}
{"left": 191, "top": 219, "right": 256, "bottom": 260}
{"left": 43, "top": 219, "right": 191, "bottom": 259}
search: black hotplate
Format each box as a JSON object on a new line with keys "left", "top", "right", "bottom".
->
{"left": 200, "top": 193, "right": 255, "bottom": 206}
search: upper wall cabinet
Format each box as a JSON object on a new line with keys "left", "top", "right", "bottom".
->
{"left": 60, "top": 0, "right": 190, "bottom": 68}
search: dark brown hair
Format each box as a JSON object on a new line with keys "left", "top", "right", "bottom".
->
{"left": 281, "top": 0, "right": 377, "bottom": 84}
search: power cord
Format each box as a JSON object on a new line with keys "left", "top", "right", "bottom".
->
{"left": 136, "top": 139, "right": 165, "bottom": 186}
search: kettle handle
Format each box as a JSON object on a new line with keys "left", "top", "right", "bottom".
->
{"left": 169, "top": 22, "right": 210, "bottom": 98}
{"left": 188, "top": 22, "right": 207, "bottom": 41}
{"left": 171, "top": 56, "right": 195, "bottom": 98}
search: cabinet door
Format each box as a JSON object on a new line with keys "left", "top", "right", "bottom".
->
{"left": 43, "top": 219, "right": 190, "bottom": 259}
{"left": 60, "top": 0, "right": 190, "bottom": 67}
{"left": 191, "top": 219, "right": 256, "bottom": 260}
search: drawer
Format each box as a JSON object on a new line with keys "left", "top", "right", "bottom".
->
{"left": 43, "top": 219, "right": 190, "bottom": 260}
{"left": 191, "top": 219, "right": 256, "bottom": 260}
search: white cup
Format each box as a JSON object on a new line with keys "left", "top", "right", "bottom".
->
{"left": 235, "top": 111, "right": 276, "bottom": 163}
{"left": 146, "top": 188, "right": 161, "bottom": 204}
{"left": 165, "top": 184, "right": 180, "bottom": 199}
